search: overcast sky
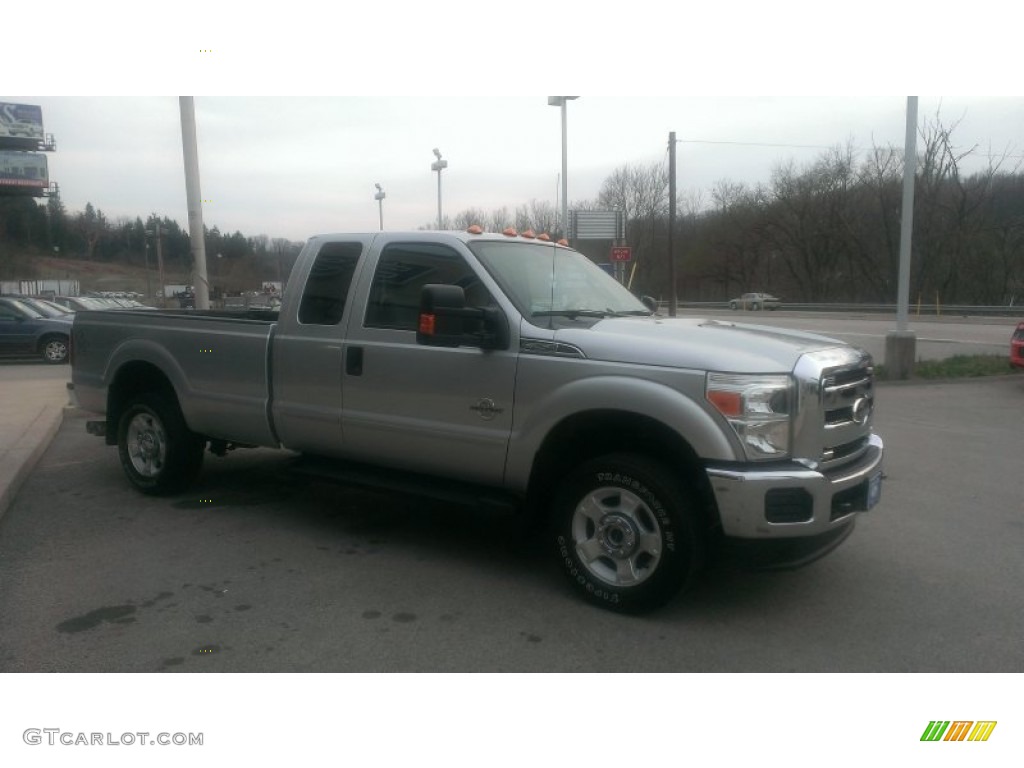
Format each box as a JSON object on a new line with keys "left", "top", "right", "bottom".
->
{"left": 6, "top": 3, "right": 1020, "bottom": 244}
{"left": 8, "top": 95, "right": 1020, "bottom": 243}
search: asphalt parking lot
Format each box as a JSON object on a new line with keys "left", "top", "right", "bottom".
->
{"left": 1, "top": 372, "right": 1022, "bottom": 673}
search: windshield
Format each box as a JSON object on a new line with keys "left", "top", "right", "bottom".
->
{"left": 468, "top": 240, "right": 648, "bottom": 323}
{"left": 4, "top": 299, "right": 44, "bottom": 318}
{"left": 24, "top": 299, "right": 68, "bottom": 317}
{"left": 75, "top": 298, "right": 108, "bottom": 310}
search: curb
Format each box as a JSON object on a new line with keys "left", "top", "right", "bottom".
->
{"left": 0, "top": 402, "right": 68, "bottom": 522}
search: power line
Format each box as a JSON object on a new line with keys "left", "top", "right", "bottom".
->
{"left": 674, "top": 138, "right": 1023, "bottom": 159}
{"left": 676, "top": 139, "right": 839, "bottom": 151}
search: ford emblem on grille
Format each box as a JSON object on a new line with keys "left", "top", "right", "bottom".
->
{"left": 852, "top": 396, "right": 872, "bottom": 425}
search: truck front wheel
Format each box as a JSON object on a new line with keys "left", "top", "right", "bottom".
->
{"left": 117, "top": 392, "right": 205, "bottom": 495}
{"left": 552, "top": 453, "right": 701, "bottom": 613}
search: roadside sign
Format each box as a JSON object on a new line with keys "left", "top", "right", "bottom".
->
{"left": 610, "top": 246, "right": 632, "bottom": 262}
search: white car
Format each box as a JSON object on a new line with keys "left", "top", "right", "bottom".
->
{"left": 729, "top": 292, "right": 781, "bottom": 311}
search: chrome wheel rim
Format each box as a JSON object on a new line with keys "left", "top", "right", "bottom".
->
{"left": 44, "top": 339, "right": 67, "bottom": 362}
{"left": 571, "top": 486, "right": 663, "bottom": 587}
{"left": 127, "top": 412, "right": 167, "bottom": 477}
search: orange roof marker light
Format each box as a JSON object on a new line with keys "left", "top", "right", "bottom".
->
{"left": 520, "top": 229, "right": 536, "bottom": 239}
{"left": 502, "top": 227, "right": 518, "bottom": 237}
{"left": 557, "top": 238, "right": 569, "bottom": 246}
{"left": 466, "top": 225, "right": 484, "bottom": 234}
{"left": 537, "top": 233, "right": 551, "bottom": 242}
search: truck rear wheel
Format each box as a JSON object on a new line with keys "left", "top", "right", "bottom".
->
{"left": 552, "top": 453, "right": 701, "bottom": 613}
{"left": 117, "top": 392, "right": 205, "bottom": 495}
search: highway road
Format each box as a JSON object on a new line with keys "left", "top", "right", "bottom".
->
{"left": 674, "top": 308, "right": 1015, "bottom": 363}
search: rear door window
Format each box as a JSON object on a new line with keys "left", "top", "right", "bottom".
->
{"left": 298, "top": 242, "right": 363, "bottom": 326}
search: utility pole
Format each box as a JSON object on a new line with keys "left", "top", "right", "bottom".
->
{"left": 179, "top": 96, "right": 210, "bottom": 310}
{"left": 155, "top": 222, "right": 165, "bottom": 304}
{"left": 143, "top": 240, "right": 152, "bottom": 299}
{"left": 885, "top": 96, "right": 919, "bottom": 379}
{"left": 668, "top": 131, "right": 678, "bottom": 317}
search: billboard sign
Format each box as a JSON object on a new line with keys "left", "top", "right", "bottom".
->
{"left": 570, "top": 209, "right": 624, "bottom": 240}
{"left": 0, "top": 102, "right": 44, "bottom": 142}
{"left": 0, "top": 151, "right": 49, "bottom": 190}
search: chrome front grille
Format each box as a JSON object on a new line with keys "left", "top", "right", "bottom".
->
{"left": 792, "top": 348, "right": 876, "bottom": 471}
{"left": 820, "top": 362, "right": 874, "bottom": 469}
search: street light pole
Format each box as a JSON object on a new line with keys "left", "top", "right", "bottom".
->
{"left": 431, "top": 148, "right": 447, "bottom": 229}
{"left": 374, "top": 183, "right": 386, "bottom": 231}
{"left": 548, "top": 96, "right": 578, "bottom": 239}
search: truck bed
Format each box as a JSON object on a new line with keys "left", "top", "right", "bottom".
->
{"left": 72, "top": 309, "right": 280, "bottom": 447}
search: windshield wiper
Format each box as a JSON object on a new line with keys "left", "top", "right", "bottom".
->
{"left": 532, "top": 308, "right": 653, "bottom": 319}
{"left": 532, "top": 309, "right": 617, "bottom": 319}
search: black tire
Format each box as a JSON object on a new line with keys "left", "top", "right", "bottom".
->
{"left": 39, "top": 334, "right": 69, "bottom": 364}
{"left": 729, "top": 301, "right": 738, "bottom": 310}
{"left": 551, "top": 453, "right": 702, "bottom": 613}
{"left": 752, "top": 303, "right": 761, "bottom": 311}
{"left": 117, "top": 391, "right": 205, "bottom": 495}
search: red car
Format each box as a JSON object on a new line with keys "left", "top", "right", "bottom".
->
{"left": 1007, "top": 323, "right": 1024, "bottom": 370}
{"left": 1012, "top": 322, "right": 1024, "bottom": 369}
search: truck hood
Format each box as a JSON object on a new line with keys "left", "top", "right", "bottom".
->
{"left": 551, "top": 316, "right": 852, "bottom": 373}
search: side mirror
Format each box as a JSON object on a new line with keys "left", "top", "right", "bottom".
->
{"left": 417, "top": 284, "right": 508, "bottom": 350}
{"left": 640, "top": 295, "right": 659, "bottom": 314}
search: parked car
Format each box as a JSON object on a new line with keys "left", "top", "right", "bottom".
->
{"left": 1011, "top": 322, "right": 1024, "bottom": 369}
{"left": 0, "top": 296, "right": 73, "bottom": 364}
{"left": 729, "top": 292, "right": 781, "bottom": 311}
{"left": 16, "top": 296, "right": 75, "bottom": 318}
{"left": 51, "top": 296, "right": 117, "bottom": 312}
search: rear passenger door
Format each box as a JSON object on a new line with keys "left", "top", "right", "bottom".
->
{"left": 341, "top": 240, "right": 518, "bottom": 486}
{"left": 271, "top": 239, "right": 367, "bottom": 456}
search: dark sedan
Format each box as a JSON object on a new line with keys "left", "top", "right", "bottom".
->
{"left": 0, "top": 296, "right": 74, "bottom": 364}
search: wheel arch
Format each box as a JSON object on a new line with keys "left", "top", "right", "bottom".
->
{"left": 105, "top": 361, "right": 181, "bottom": 446}
{"left": 526, "top": 409, "right": 720, "bottom": 536}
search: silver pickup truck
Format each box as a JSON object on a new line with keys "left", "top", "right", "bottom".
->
{"left": 71, "top": 228, "right": 883, "bottom": 612}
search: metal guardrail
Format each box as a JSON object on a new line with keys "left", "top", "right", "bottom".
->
{"left": 668, "top": 302, "right": 1024, "bottom": 318}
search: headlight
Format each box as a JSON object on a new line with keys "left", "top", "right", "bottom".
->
{"left": 706, "top": 373, "right": 793, "bottom": 460}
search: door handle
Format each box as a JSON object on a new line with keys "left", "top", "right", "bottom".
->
{"left": 345, "top": 346, "right": 364, "bottom": 376}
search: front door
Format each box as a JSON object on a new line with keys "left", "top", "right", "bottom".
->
{"left": 341, "top": 240, "right": 517, "bottom": 486}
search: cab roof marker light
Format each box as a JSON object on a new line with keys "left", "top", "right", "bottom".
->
{"left": 537, "top": 233, "right": 551, "bottom": 241}
{"left": 521, "top": 229, "right": 536, "bottom": 239}
{"left": 466, "top": 225, "right": 483, "bottom": 234}
{"left": 502, "top": 227, "right": 518, "bottom": 237}
{"left": 557, "top": 238, "right": 569, "bottom": 246}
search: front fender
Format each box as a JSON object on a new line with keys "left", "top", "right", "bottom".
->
{"left": 504, "top": 367, "right": 738, "bottom": 490}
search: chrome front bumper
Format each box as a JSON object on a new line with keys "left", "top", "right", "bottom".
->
{"left": 706, "top": 433, "right": 884, "bottom": 539}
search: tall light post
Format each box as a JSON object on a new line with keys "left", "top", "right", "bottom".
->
{"left": 431, "top": 148, "right": 447, "bottom": 229}
{"left": 374, "top": 183, "right": 386, "bottom": 230}
{"left": 548, "top": 96, "right": 578, "bottom": 239}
